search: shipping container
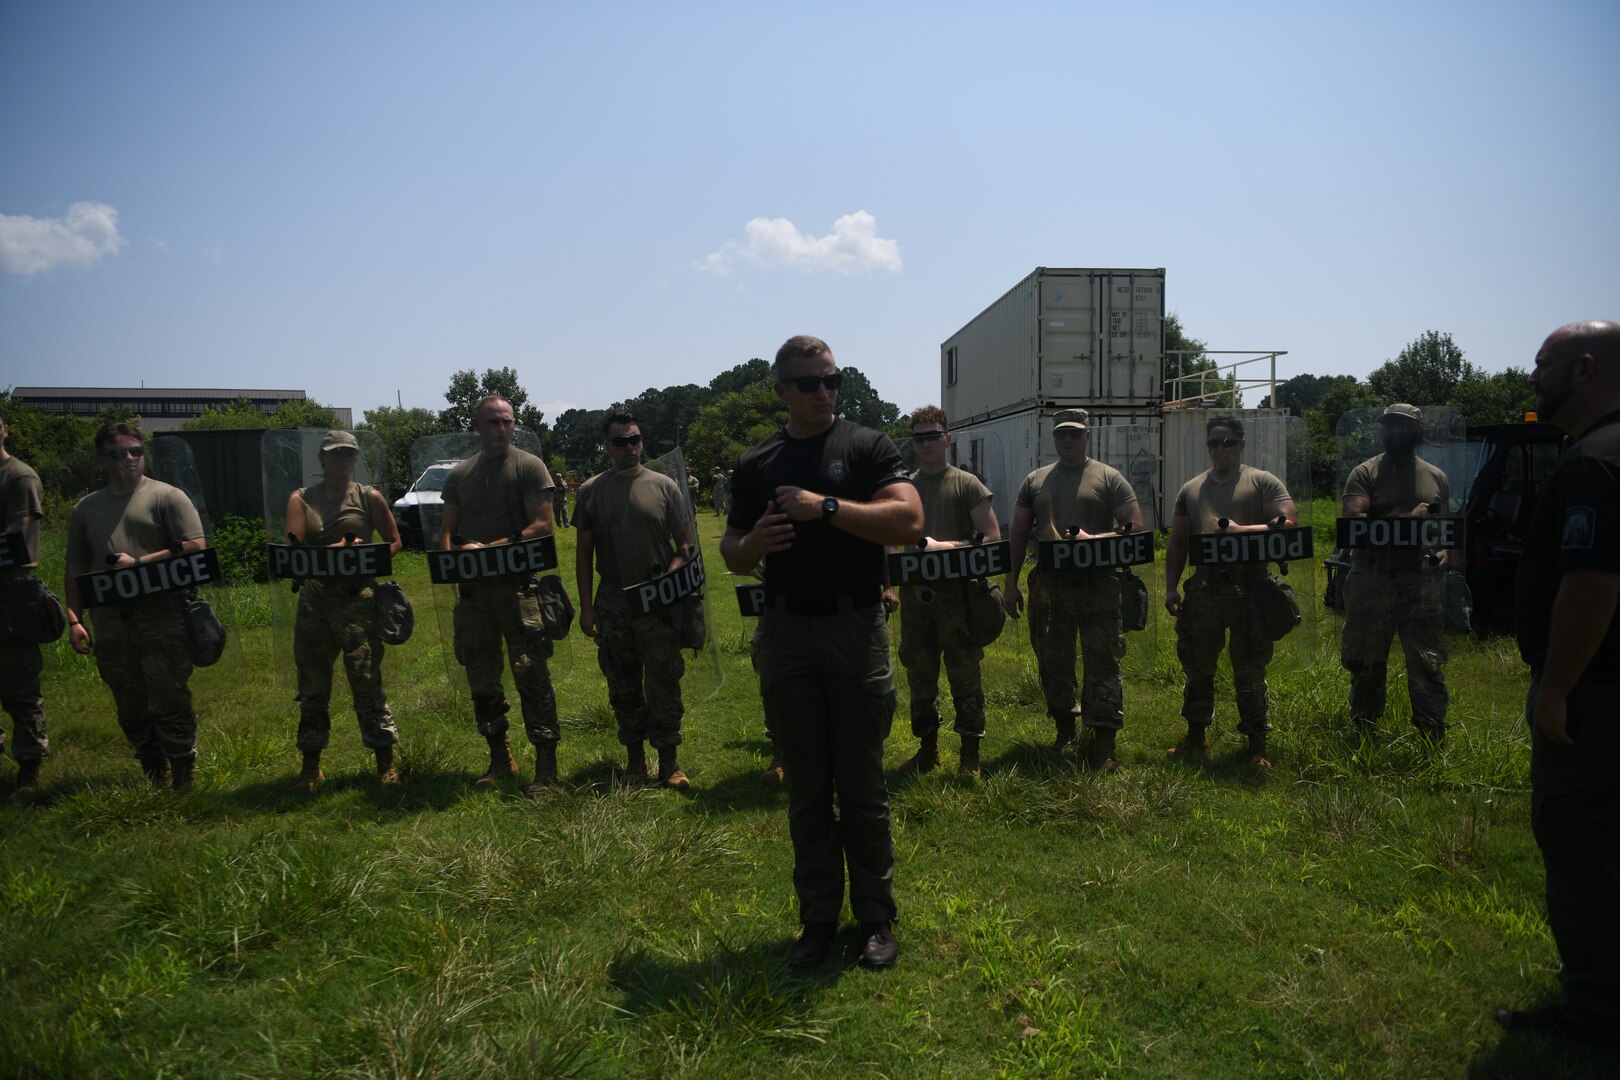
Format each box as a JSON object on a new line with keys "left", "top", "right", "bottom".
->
{"left": 153, "top": 429, "right": 267, "bottom": 524}
{"left": 941, "top": 267, "right": 1166, "bottom": 424}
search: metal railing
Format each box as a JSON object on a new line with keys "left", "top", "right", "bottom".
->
{"left": 1162, "top": 350, "right": 1288, "bottom": 410}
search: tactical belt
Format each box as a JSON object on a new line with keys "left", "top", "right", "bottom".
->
{"left": 766, "top": 588, "right": 881, "bottom": 616}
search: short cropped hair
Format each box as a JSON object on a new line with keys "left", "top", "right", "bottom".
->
{"left": 601, "top": 411, "right": 639, "bottom": 436}
{"left": 1205, "top": 416, "right": 1245, "bottom": 439}
{"left": 94, "top": 420, "right": 144, "bottom": 450}
{"left": 475, "top": 395, "right": 512, "bottom": 415}
{"left": 910, "top": 405, "right": 949, "bottom": 430}
{"left": 773, "top": 335, "right": 831, "bottom": 377}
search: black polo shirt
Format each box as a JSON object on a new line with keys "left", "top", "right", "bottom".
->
{"left": 728, "top": 419, "right": 912, "bottom": 598}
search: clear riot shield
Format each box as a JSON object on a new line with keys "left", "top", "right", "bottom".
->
{"left": 1332, "top": 406, "right": 1466, "bottom": 732}
{"left": 1087, "top": 422, "right": 1163, "bottom": 668}
{"left": 260, "top": 429, "right": 393, "bottom": 691}
{"left": 595, "top": 446, "right": 724, "bottom": 704}
{"left": 408, "top": 429, "right": 560, "bottom": 698}
{"left": 147, "top": 436, "right": 213, "bottom": 537}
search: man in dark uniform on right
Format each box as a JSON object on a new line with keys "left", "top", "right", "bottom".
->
{"left": 1496, "top": 319, "right": 1620, "bottom": 1052}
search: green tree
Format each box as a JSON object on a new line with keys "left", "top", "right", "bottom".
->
{"left": 439, "top": 367, "right": 547, "bottom": 434}
{"left": 1162, "top": 313, "right": 1238, "bottom": 404}
{"left": 1451, "top": 367, "right": 1537, "bottom": 426}
{"left": 610, "top": 383, "right": 712, "bottom": 459}
{"left": 1261, "top": 373, "right": 1362, "bottom": 414}
{"left": 549, "top": 407, "right": 609, "bottom": 478}
{"left": 1367, "top": 330, "right": 1474, "bottom": 406}
{"left": 270, "top": 398, "right": 342, "bottom": 430}
{"left": 834, "top": 366, "right": 900, "bottom": 430}
{"left": 686, "top": 383, "right": 787, "bottom": 478}
{"left": 358, "top": 405, "right": 451, "bottom": 496}
{"left": 708, "top": 358, "right": 771, "bottom": 395}
{"left": 183, "top": 396, "right": 272, "bottom": 430}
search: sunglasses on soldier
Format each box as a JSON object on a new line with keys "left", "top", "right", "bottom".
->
{"left": 785, "top": 373, "right": 843, "bottom": 393}
{"left": 609, "top": 434, "right": 643, "bottom": 447}
{"left": 910, "top": 431, "right": 946, "bottom": 443}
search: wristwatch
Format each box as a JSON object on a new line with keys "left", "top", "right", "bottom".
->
{"left": 822, "top": 496, "right": 839, "bottom": 521}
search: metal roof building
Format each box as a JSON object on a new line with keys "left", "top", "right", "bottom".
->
{"left": 10, "top": 387, "right": 351, "bottom": 431}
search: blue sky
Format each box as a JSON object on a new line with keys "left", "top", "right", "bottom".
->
{"left": 2, "top": 1, "right": 1616, "bottom": 424}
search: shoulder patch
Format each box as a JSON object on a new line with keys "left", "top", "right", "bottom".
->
{"left": 1562, "top": 505, "right": 1596, "bottom": 550}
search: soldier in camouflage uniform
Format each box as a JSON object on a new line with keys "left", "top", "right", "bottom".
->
{"left": 886, "top": 406, "right": 1000, "bottom": 778}
{"left": 1339, "top": 403, "right": 1452, "bottom": 743}
{"left": 285, "top": 430, "right": 405, "bottom": 792}
{"left": 1002, "top": 409, "right": 1142, "bottom": 770}
{"left": 0, "top": 405, "right": 49, "bottom": 792}
{"left": 441, "top": 396, "right": 560, "bottom": 797}
{"left": 1164, "top": 417, "right": 1297, "bottom": 766}
{"left": 64, "top": 421, "right": 208, "bottom": 790}
{"left": 575, "top": 412, "right": 696, "bottom": 789}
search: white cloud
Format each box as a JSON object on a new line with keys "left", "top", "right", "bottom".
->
{"left": 0, "top": 201, "right": 126, "bottom": 276}
{"left": 701, "top": 210, "right": 902, "bottom": 276}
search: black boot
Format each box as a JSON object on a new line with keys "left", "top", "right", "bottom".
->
{"left": 524, "top": 742, "right": 559, "bottom": 799}
{"left": 169, "top": 756, "right": 195, "bottom": 792}
{"left": 13, "top": 759, "right": 41, "bottom": 792}
{"left": 1054, "top": 716, "right": 1078, "bottom": 750}
{"left": 899, "top": 727, "right": 941, "bottom": 774}
{"left": 290, "top": 750, "right": 323, "bottom": 793}
{"left": 959, "top": 737, "right": 982, "bottom": 779}
{"left": 624, "top": 742, "right": 648, "bottom": 785}
{"left": 1088, "top": 729, "right": 1119, "bottom": 772}
{"left": 138, "top": 756, "right": 168, "bottom": 787}
{"left": 1168, "top": 724, "right": 1210, "bottom": 760}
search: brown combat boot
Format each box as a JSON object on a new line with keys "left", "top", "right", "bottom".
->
{"left": 1087, "top": 729, "right": 1120, "bottom": 773}
{"left": 14, "top": 759, "right": 41, "bottom": 792}
{"left": 138, "top": 756, "right": 168, "bottom": 787}
{"left": 524, "top": 742, "right": 559, "bottom": 798}
{"left": 290, "top": 750, "right": 323, "bottom": 794}
{"left": 899, "top": 728, "right": 941, "bottom": 775}
{"left": 375, "top": 745, "right": 400, "bottom": 784}
{"left": 475, "top": 734, "right": 518, "bottom": 787}
{"left": 657, "top": 744, "right": 690, "bottom": 791}
{"left": 169, "top": 756, "right": 195, "bottom": 792}
{"left": 759, "top": 740, "right": 786, "bottom": 784}
{"left": 959, "top": 737, "right": 982, "bottom": 779}
{"left": 624, "top": 742, "right": 649, "bottom": 786}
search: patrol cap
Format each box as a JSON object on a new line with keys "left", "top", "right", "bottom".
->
{"left": 1379, "top": 404, "right": 1422, "bottom": 423}
{"left": 320, "top": 430, "right": 360, "bottom": 452}
{"left": 1054, "top": 408, "right": 1090, "bottom": 431}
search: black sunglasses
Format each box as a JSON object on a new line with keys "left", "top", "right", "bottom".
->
{"left": 105, "top": 446, "right": 146, "bottom": 460}
{"left": 1207, "top": 438, "right": 1241, "bottom": 449}
{"left": 609, "top": 434, "right": 643, "bottom": 447}
{"left": 785, "top": 373, "right": 843, "bottom": 393}
{"left": 911, "top": 431, "right": 946, "bottom": 443}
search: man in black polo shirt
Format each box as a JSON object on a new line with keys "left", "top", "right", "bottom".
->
{"left": 721, "top": 335, "right": 923, "bottom": 970}
{"left": 1496, "top": 319, "right": 1620, "bottom": 1051}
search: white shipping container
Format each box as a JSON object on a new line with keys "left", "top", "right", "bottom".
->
{"left": 941, "top": 267, "right": 1167, "bottom": 424}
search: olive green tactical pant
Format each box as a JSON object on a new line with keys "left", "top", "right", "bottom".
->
{"left": 1175, "top": 574, "right": 1273, "bottom": 735}
{"left": 91, "top": 599, "right": 196, "bottom": 761}
{"left": 1027, "top": 570, "right": 1125, "bottom": 730}
{"left": 756, "top": 604, "right": 898, "bottom": 926}
{"left": 0, "top": 585, "right": 48, "bottom": 762}
{"left": 898, "top": 584, "right": 985, "bottom": 738}
{"left": 294, "top": 581, "right": 397, "bottom": 751}
{"left": 453, "top": 579, "right": 558, "bottom": 745}
{"left": 1341, "top": 570, "right": 1448, "bottom": 732}
{"left": 595, "top": 605, "right": 685, "bottom": 748}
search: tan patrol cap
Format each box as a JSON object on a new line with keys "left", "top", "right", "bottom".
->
{"left": 1054, "top": 408, "right": 1090, "bottom": 430}
{"left": 1380, "top": 403, "right": 1422, "bottom": 422}
{"left": 320, "top": 430, "right": 360, "bottom": 452}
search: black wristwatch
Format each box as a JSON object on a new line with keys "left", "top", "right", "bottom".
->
{"left": 822, "top": 496, "right": 839, "bottom": 521}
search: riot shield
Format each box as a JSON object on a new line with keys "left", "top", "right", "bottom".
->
{"left": 1178, "top": 414, "right": 1316, "bottom": 685}
{"left": 408, "top": 429, "right": 559, "bottom": 699}
{"left": 586, "top": 446, "right": 723, "bottom": 705}
{"left": 1087, "top": 421, "right": 1163, "bottom": 667}
{"left": 261, "top": 429, "right": 394, "bottom": 694}
{"left": 1333, "top": 406, "right": 1465, "bottom": 737}
{"left": 147, "top": 435, "right": 213, "bottom": 538}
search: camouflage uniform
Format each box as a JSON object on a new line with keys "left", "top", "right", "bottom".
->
{"left": 442, "top": 448, "right": 559, "bottom": 746}
{"left": 67, "top": 479, "right": 205, "bottom": 763}
{"left": 291, "top": 481, "right": 397, "bottom": 752}
{"left": 1172, "top": 465, "right": 1291, "bottom": 736}
{"left": 1340, "top": 452, "right": 1451, "bottom": 735}
{"left": 1015, "top": 458, "right": 1137, "bottom": 732}
{"left": 0, "top": 455, "right": 49, "bottom": 766}
{"left": 575, "top": 464, "right": 689, "bottom": 749}
{"left": 899, "top": 465, "right": 993, "bottom": 739}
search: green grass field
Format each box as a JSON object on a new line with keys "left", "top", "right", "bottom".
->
{"left": 2, "top": 510, "right": 1612, "bottom": 1079}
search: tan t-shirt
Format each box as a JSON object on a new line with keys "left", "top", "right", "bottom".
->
{"left": 1343, "top": 452, "right": 1451, "bottom": 571}
{"left": 297, "top": 482, "right": 373, "bottom": 545}
{"left": 1015, "top": 458, "right": 1137, "bottom": 541}
{"left": 0, "top": 455, "right": 44, "bottom": 568}
{"left": 574, "top": 465, "right": 688, "bottom": 607}
{"left": 441, "top": 447, "right": 553, "bottom": 544}
{"left": 67, "top": 479, "right": 205, "bottom": 566}
{"left": 913, "top": 464, "right": 992, "bottom": 543}
{"left": 1174, "top": 465, "right": 1291, "bottom": 533}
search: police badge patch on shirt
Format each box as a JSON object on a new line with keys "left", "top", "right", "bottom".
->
{"left": 1562, "top": 505, "right": 1596, "bottom": 550}
{"left": 827, "top": 458, "right": 849, "bottom": 483}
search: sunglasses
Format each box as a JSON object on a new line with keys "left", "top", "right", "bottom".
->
{"left": 785, "top": 373, "right": 843, "bottom": 393}
{"left": 105, "top": 446, "right": 145, "bottom": 460}
{"left": 911, "top": 431, "right": 946, "bottom": 443}
{"left": 1207, "top": 438, "right": 1241, "bottom": 449}
{"left": 609, "top": 434, "right": 643, "bottom": 447}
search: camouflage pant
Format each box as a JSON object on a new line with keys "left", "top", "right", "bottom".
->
{"left": 1027, "top": 570, "right": 1125, "bottom": 730}
{"left": 453, "top": 580, "right": 558, "bottom": 745}
{"left": 1175, "top": 575, "right": 1273, "bottom": 735}
{"left": 0, "top": 583, "right": 48, "bottom": 762}
{"left": 898, "top": 585, "right": 985, "bottom": 738}
{"left": 1341, "top": 570, "right": 1449, "bottom": 731}
{"left": 595, "top": 605, "right": 685, "bottom": 748}
{"left": 91, "top": 599, "right": 196, "bottom": 761}
{"left": 294, "top": 581, "right": 397, "bottom": 752}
